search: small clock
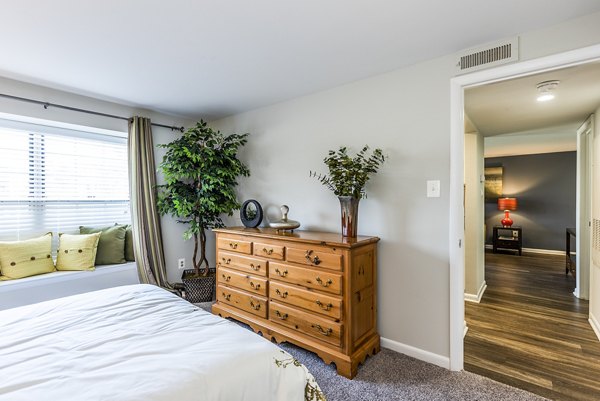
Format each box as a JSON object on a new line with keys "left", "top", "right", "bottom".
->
{"left": 240, "top": 199, "right": 263, "bottom": 228}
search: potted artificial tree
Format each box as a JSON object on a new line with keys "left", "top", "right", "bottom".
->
{"left": 157, "top": 120, "right": 250, "bottom": 302}
{"left": 311, "top": 146, "right": 385, "bottom": 237}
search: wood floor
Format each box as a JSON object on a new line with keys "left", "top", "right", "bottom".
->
{"left": 464, "top": 251, "right": 600, "bottom": 401}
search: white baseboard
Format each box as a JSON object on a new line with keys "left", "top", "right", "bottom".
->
{"left": 464, "top": 281, "right": 487, "bottom": 303}
{"left": 380, "top": 337, "right": 450, "bottom": 369}
{"left": 590, "top": 313, "right": 600, "bottom": 342}
{"left": 485, "top": 244, "right": 564, "bottom": 256}
{"left": 463, "top": 320, "right": 468, "bottom": 338}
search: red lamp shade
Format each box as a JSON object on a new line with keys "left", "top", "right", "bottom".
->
{"left": 497, "top": 197, "right": 517, "bottom": 227}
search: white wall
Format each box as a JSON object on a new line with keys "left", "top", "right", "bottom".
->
{"left": 0, "top": 77, "right": 197, "bottom": 284}
{"left": 213, "top": 12, "right": 600, "bottom": 361}
{"left": 591, "top": 106, "right": 600, "bottom": 339}
{"left": 464, "top": 127, "right": 485, "bottom": 301}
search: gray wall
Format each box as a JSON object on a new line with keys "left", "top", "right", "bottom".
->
{"left": 485, "top": 151, "right": 576, "bottom": 251}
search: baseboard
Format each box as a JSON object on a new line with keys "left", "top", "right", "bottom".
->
{"left": 464, "top": 281, "right": 487, "bottom": 303}
{"left": 485, "top": 244, "right": 564, "bottom": 255}
{"left": 590, "top": 313, "right": 600, "bottom": 342}
{"left": 463, "top": 320, "right": 468, "bottom": 338}
{"left": 380, "top": 337, "right": 450, "bottom": 369}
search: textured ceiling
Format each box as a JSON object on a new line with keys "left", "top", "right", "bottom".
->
{"left": 2, "top": 1, "right": 600, "bottom": 119}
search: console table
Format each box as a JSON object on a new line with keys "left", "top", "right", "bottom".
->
{"left": 492, "top": 226, "right": 522, "bottom": 255}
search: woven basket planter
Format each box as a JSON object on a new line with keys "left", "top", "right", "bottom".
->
{"left": 181, "top": 268, "right": 216, "bottom": 303}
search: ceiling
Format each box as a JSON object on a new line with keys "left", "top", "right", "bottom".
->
{"left": 465, "top": 61, "right": 600, "bottom": 138}
{"left": 2, "top": 1, "right": 600, "bottom": 120}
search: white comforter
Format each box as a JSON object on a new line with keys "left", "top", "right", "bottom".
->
{"left": 0, "top": 284, "right": 325, "bottom": 401}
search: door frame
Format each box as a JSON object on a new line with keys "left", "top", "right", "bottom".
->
{"left": 576, "top": 116, "right": 594, "bottom": 299}
{"left": 449, "top": 44, "right": 600, "bottom": 370}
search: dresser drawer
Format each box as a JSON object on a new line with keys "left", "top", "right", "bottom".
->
{"left": 217, "top": 285, "right": 267, "bottom": 318}
{"left": 253, "top": 242, "right": 285, "bottom": 260}
{"left": 269, "top": 262, "right": 342, "bottom": 295}
{"left": 269, "top": 301, "right": 342, "bottom": 347}
{"left": 217, "top": 252, "right": 267, "bottom": 277}
{"left": 286, "top": 246, "right": 342, "bottom": 271}
{"left": 218, "top": 267, "right": 268, "bottom": 296}
{"left": 217, "top": 237, "right": 252, "bottom": 254}
{"left": 269, "top": 281, "right": 342, "bottom": 320}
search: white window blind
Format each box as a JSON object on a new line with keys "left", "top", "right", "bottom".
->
{"left": 0, "top": 121, "right": 130, "bottom": 253}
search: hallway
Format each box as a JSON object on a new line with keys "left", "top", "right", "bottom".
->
{"left": 465, "top": 252, "right": 600, "bottom": 401}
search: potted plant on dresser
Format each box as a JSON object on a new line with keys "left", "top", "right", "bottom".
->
{"left": 157, "top": 120, "right": 250, "bottom": 302}
{"left": 311, "top": 145, "right": 385, "bottom": 237}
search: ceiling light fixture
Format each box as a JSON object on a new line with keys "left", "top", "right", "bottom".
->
{"left": 536, "top": 80, "right": 560, "bottom": 102}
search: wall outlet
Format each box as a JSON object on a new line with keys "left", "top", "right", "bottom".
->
{"left": 177, "top": 258, "right": 186, "bottom": 270}
{"left": 512, "top": 230, "right": 519, "bottom": 238}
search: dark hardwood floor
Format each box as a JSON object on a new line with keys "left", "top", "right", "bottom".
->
{"left": 465, "top": 251, "right": 600, "bottom": 401}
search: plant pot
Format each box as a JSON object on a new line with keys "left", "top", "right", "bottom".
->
{"left": 181, "top": 268, "right": 216, "bottom": 303}
{"left": 339, "top": 196, "right": 360, "bottom": 237}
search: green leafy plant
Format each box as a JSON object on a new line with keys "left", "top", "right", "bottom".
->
{"left": 156, "top": 120, "right": 250, "bottom": 276}
{"left": 310, "top": 146, "right": 385, "bottom": 199}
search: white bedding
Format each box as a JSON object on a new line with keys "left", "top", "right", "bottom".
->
{"left": 0, "top": 284, "right": 325, "bottom": 401}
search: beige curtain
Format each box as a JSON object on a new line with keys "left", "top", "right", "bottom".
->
{"left": 128, "top": 116, "right": 171, "bottom": 289}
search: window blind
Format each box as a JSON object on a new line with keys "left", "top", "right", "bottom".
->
{"left": 0, "top": 122, "right": 131, "bottom": 253}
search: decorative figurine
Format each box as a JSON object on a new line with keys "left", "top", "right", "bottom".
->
{"left": 269, "top": 205, "right": 300, "bottom": 232}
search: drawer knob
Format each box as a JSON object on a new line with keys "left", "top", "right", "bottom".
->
{"left": 222, "top": 292, "right": 231, "bottom": 301}
{"left": 229, "top": 242, "right": 238, "bottom": 249}
{"left": 222, "top": 274, "right": 231, "bottom": 282}
{"left": 311, "top": 324, "right": 333, "bottom": 337}
{"left": 275, "top": 289, "right": 288, "bottom": 298}
{"left": 222, "top": 257, "right": 231, "bottom": 265}
{"left": 275, "top": 310, "right": 288, "bottom": 320}
{"left": 315, "top": 277, "right": 333, "bottom": 287}
{"left": 305, "top": 250, "right": 321, "bottom": 265}
{"left": 263, "top": 247, "right": 274, "bottom": 255}
{"left": 250, "top": 263, "right": 260, "bottom": 271}
{"left": 275, "top": 268, "right": 288, "bottom": 277}
{"left": 250, "top": 281, "right": 261, "bottom": 291}
{"left": 249, "top": 300, "right": 261, "bottom": 310}
{"left": 315, "top": 300, "right": 333, "bottom": 311}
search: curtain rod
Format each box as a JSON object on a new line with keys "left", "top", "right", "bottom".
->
{"left": 0, "top": 93, "right": 185, "bottom": 132}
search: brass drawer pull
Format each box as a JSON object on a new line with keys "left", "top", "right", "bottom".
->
{"left": 275, "top": 268, "right": 288, "bottom": 277}
{"left": 315, "top": 277, "right": 332, "bottom": 287}
{"left": 275, "top": 310, "right": 288, "bottom": 320}
{"left": 250, "top": 263, "right": 260, "bottom": 271}
{"left": 229, "top": 242, "right": 238, "bottom": 249}
{"left": 311, "top": 324, "right": 333, "bottom": 337}
{"left": 305, "top": 250, "right": 321, "bottom": 265}
{"left": 222, "top": 292, "right": 231, "bottom": 301}
{"left": 222, "top": 257, "right": 231, "bottom": 265}
{"left": 263, "top": 247, "right": 274, "bottom": 255}
{"left": 275, "top": 289, "right": 288, "bottom": 298}
{"left": 250, "top": 281, "right": 261, "bottom": 290}
{"left": 315, "top": 300, "right": 333, "bottom": 311}
{"left": 221, "top": 274, "right": 231, "bottom": 282}
{"left": 249, "top": 300, "right": 261, "bottom": 310}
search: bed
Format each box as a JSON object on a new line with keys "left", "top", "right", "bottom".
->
{"left": 0, "top": 284, "right": 326, "bottom": 401}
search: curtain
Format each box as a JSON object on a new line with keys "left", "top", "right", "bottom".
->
{"left": 128, "top": 116, "right": 171, "bottom": 289}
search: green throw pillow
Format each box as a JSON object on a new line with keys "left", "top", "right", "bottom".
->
{"left": 125, "top": 225, "right": 135, "bottom": 261}
{"left": 80, "top": 224, "right": 127, "bottom": 265}
{"left": 56, "top": 233, "right": 101, "bottom": 271}
{"left": 0, "top": 232, "right": 55, "bottom": 279}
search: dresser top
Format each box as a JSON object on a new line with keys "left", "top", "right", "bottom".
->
{"left": 213, "top": 227, "right": 379, "bottom": 248}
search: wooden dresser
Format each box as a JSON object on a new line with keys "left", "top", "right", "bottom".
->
{"left": 211, "top": 227, "right": 380, "bottom": 378}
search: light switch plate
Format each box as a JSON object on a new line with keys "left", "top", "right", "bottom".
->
{"left": 427, "top": 180, "right": 441, "bottom": 198}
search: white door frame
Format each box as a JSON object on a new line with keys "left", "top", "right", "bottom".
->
{"left": 449, "top": 44, "right": 600, "bottom": 370}
{"left": 576, "top": 116, "right": 594, "bottom": 299}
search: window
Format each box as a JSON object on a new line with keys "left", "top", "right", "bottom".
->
{"left": 0, "top": 119, "right": 130, "bottom": 253}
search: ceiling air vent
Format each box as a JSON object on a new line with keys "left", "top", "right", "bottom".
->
{"left": 456, "top": 37, "right": 519, "bottom": 74}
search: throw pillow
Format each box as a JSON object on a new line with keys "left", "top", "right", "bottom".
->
{"left": 0, "top": 232, "right": 55, "bottom": 279}
{"left": 80, "top": 224, "right": 127, "bottom": 265}
{"left": 125, "top": 225, "right": 135, "bottom": 261}
{"left": 56, "top": 232, "right": 101, "bottom": 271}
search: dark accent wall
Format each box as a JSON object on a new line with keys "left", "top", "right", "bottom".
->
{"left": 485, "top": 151, "right": 576, "bottom": 251}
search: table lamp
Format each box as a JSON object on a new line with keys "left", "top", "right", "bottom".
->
{"left": 498, "top": 197, "right": 517, "bottom": 228}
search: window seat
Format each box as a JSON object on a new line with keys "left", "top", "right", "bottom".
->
{"left": 0, "top": 262, "right": 139, "bottom": 311}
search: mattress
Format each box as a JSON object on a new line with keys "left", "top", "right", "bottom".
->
{"left": 0, "top": 284, "right": 325, "bottom": 401}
